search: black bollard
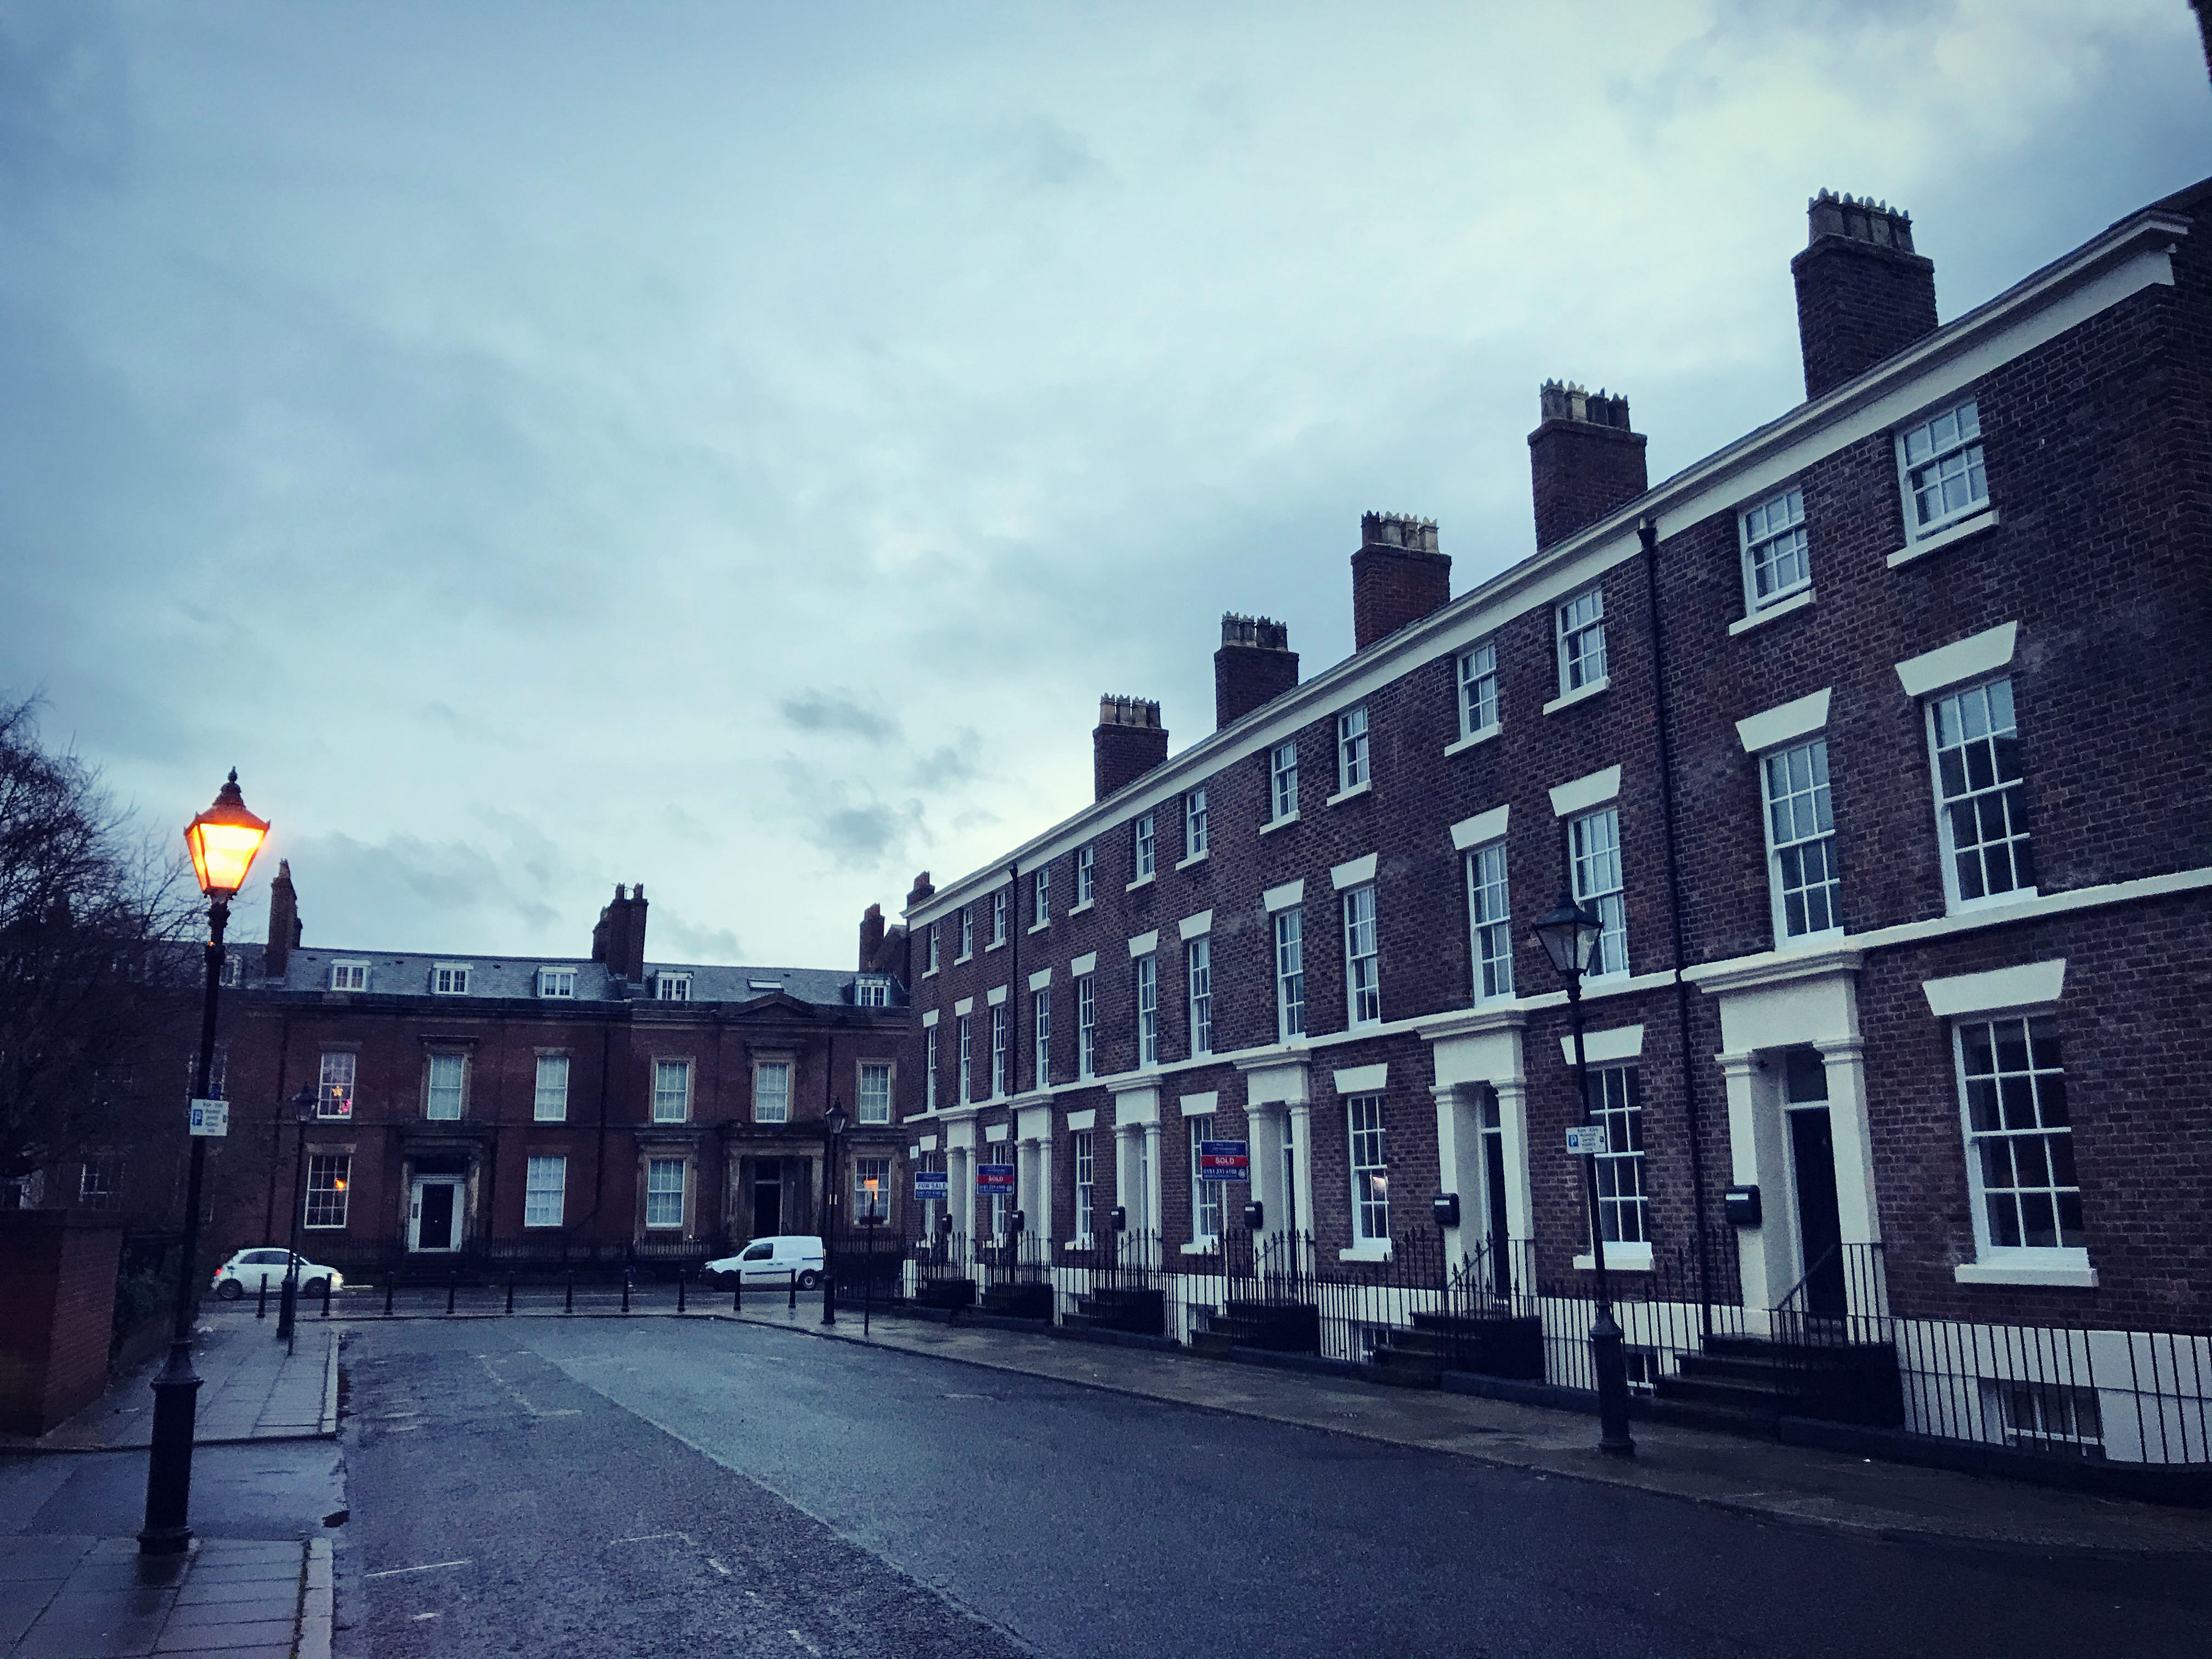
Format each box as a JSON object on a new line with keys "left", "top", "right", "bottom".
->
{"left": 677, "top": 1273, "right": 687, "bottom": 1314}
{"left": 506, "top": 1277, "right": 515, "bottom": 1315}
{"left": 321, "top": 1278, "right": 332, "bottom": 1318}
{"left": 788, "top": 1269, "right": 797, "bottom": 1311}
{"left": 383, "top": 1277, "right": 394, "bottom": 1317}
{"left": 565, "top": 1273, "right": 574, "bottom": 1314}
{"left": 446, "top": 1274, "right": 456, "bottom": 1315}
{"left": 732, "top": 1273, "right": 741, "bottom": 1314}
{"left": 622, "top": 1273, "right": 631, "bottom": 1314}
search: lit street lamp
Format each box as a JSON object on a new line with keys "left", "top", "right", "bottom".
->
{"left": 275, "top": 1085, "right": 318, "bottom": 1347}
{"left": 821, "top": 1100, "right": 848, "bottom": 1327}
{"left": 142, "top": 771, "right": 270, "bottom": 1554}
{"left": 1532, "top": 890, "right": 1635, "bottom": 1460}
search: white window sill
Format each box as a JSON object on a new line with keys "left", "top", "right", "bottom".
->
{"left": 1028, "top": 920, "right": 1050, "bottom": 935}
{"left": 1946, "top": 887, "right": 2040, "bottom": 918}
{"left": 1543, "top": 676, "right": 1610, "bottom": 716}
{"left": 1068, "top": 900, "right": 1095, "bottom": 916}
{"left": 1954, "top": 1257, "right": 2098, "bottom": 1288}
{"left": 953, "top": 954, "right": 973, "bottom": 966}
{"left": 1062, "top": 1236, "right": 1097, "bottom": 1251}
{"left": 1443, "top": 724, "right": 1502, "bottom": 758}
{"left": 1126, "top": 873, "right": 1155, "bottom": 893}
{"left": 985, "top": 940, "right": 1006, "bottom": 953}
{"left": 1339, "top": 1244, "right": 1392, "bottom": 1263}
{"left": 1573, "top": 1245, "right": 1655, "bottom": 1272}
{"left": 1325, "top": 779, "right": 1373, "bottom": 809}
{"left": 1260, "top": 812, "right": 1301, "bottom": 836}
{"left": 1179, "top": 1240, "right": 1222, "bottom": 1256}
{"left": 1888, "top": 507, "right": 1999, "bottom": 569}
{"left": 921, "top": 968, "right": 938, "bottom": 979}
{"left": 1729, "top": 586, "right": 1815, "bottom": 636}
{"left": 1175, "top": 850, "right": 1209, "bottom": 872}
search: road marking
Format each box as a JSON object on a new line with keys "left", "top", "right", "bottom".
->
{"left": 413, "top": 1612, "right": 441, "bottom": 1621}
{"left": 612, "top": 1532, "right": 691, "bottom": 1545}
{"left": 788, "top": 1632, "right": 820, "bottom": 1655}
{"left": 706, "top": 1558, "right": 731, "bottom": 1576}
{"left": 366, "top": 1560, "right": 472, "bottom": 1579}
{"left": 476, "top": 1353, "right": 584, "bottom": 1418}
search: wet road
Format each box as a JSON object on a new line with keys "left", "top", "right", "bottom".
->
{"left": 341, "top": 1316, "right": 2212, "bottom": 1659}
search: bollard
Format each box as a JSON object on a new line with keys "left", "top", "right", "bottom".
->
{"left": 788, "top": 1270, "right": 797, "bottom": 1311}
{"left": 622, "top": 1273, "right": 631, "bottom": 1315}
{"left": 256, "top": 1277, "right": 268, "bottom": 1319}
{"left": 321, "top": 1278, "right": 332, "bottom": 1318}
{"left": 383, "top": 1276, "right": 394, "bottom": 1317}
{"left": 506, "top": 1277, "right": 515, "bottom": 1315}
{"left": 565, "top": 1273, "right": 574, "bottom": 1314}
{"left": 733, "top": 1274, "right": 742, "bottom": 1314}
{"left": 677, "top": 1273, "right": 687, "bottom": 1314}
{"left": 447, "top": 1274, "right": 457, "bottom": 1315}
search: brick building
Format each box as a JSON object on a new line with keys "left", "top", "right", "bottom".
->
{"left": 898, "top": 177, "right": 2211, "bottom": 1464}
{"left": 200, "top": 871, "right": 912, "bottom": 1276}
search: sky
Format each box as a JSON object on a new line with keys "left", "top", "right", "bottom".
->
{"left": 2, "top": 1, "right": 2206, "bottom": 970}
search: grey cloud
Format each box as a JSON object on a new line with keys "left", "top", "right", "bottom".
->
{"left": 649, "top": 911, "right": 744, "bottom": 964}
{"left": 909, "top": 727, "right": 985, "bottom": 789}
{"left": 777, "top": 691, "right": 902, "bottom": 744}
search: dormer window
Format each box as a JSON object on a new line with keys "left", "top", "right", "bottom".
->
{"left": 432, "top": 963, "right": 471, "bottom": 996}
{"left": 856, "top": 976, "right": 890, "bottom": 1008}
{"left": 330, "top": 961, "right": 368, "bottom": 992}
{"left": 657, "top": 973, "right": 692, "bottom": 1001}
{"left": 747, "top": 979, "right": 782, "bottom": 994}
{"left": 538, "top": 967, "right": 576, "bottom": 998}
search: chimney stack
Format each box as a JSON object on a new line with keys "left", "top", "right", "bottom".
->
{"left": 906, "top": 870, "right": 935, "bottom": 913}
{"left": 594, "top": 883, "right": 649, "bottom": 982}
{"left": 859, "top": 903, "right": 886, "bottom": 972}
{"left": 1351, "top": 513, "right": 1452, "bottom": 651}
{"left": 1528, "top": 382, "right": 1647, "bottom": 551}
{"left": 1792, "top": 190, "right": 1937, "bottom": 401}
{"left": 1214, "top": 613, "right": 1299, "bottom": 730}
{"left": 264, "top": 859, "right": 301, "bottom": 979}
{"left": 1093, "top": 696, "right": 1168, "bottom": 802}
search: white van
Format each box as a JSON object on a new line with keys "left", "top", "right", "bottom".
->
{"left": 703, "top": 1235, "right": 825, "bottom": 1290}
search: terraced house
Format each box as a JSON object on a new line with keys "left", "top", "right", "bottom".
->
{"left": 898, "top": 177, "right": 2212, "bottom": 1476}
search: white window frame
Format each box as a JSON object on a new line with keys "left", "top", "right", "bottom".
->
{"left": 1457, "top": 642, "right": 1499, "bottom": 740}
{"left": 644, "top": 1158, "right": 686, "bottom": 1230}
{"left": 304, "top": 1153, "right": 350, "bottom": 1229}
{"left": 927, "top": 923, "right": 939, "bottom": 974}
{"left": 924, "top": 1026, "right": 939, "bottom": 1111}
{"left": 1570, "top": 807, "right": 1628, "bottom": 977}
{"left": 1928, "top": 676, "right": 2035, "bottom": 912}
{"left": 1342, "top": 884, "right": 1380, "bottom": 1027}
{"left": 1189, "top": 1114, "right": 1222, "bottom": 1245}
{"left": 1274, "top": 907, "right": 1305, "bottom": 1041}
{"left": 1134, "top": 813, "right": 1156, "bottom": 881}
{"left": 1185, "top": 788, "right": 1209, "bottom": 859}
{"left": 1337, "top": 706, "right": 1369, "bottom": 792}
{"left": 754, "top": 1059, "right": 792, "bottom": 1124}
{"left": 1135, "top": 953, "right": 1159, "bottom": 1065}
{"left": 432, "top": 962, "right": 472, "bottom": 996}
{"left": 537, "top": 967, "right": 576, "bottom": 998}
{"left": 990, "top": 888, "right": 1007, "bottom": 947}
{"left": 853, "top": 1156, "right": 892, "bottom": 1222}
{"left": 656, "top": 973, "right": 691, "bottom": 1002}
{"left": 958, "top": 906, "right": 974, "bottom": 961}
{"left": 1955, "top": 1014, "right": 2086, "bottom": 1268}
{"left": 1556, "top": 588, "right": 1607, "bottom": 694}
{"left": 1076, "top": 844, "right": 1096, "bottom": 906}
{"left": 1034, "top": 867, "right": 1050, "bottom": 926}
{"left": 652, "top": 1058, "right": 692, "bottom": 1124}
{"left": 957, "top": 1015, "right": 973, "bottom": 1104}
{"left": 425, "top": 1053, "right": 466, "bottom": 1121}
{"left": 524, "top": 1155, "right": 566, "bottom": 1228}
{"left": 1740, "top": 486, "right": 1812, "bottom": 612}
{"left": 1587, "top": 1065, "right": 1646, "bottom": 1247}
{"left": 1466, "top": 842, "right": 1513, "bottom": 1001}
{"left": 855, "top": 976, "right": 890, "bottom": 1008}
{"left": 1072, "top": 1129, "right": 1094, "bottom": 1243}
{"left": 990, "top": 1005, "right": 1008, "bottom": 1097}
{"left": 317, "top": 1050, "right": 356, "bottom": 1120}
{"left": 1270, "top": 740, "right": 1299, "bottom": 822}
{"left": 1076, "top": 975, "right": 1096, "bottom": 1079}
{"left": 533, "top": 1053, "right": 569, "bottom": 1122}
{"left": 329, "top": 960, "right": 368, "bottom": 991}
{"left": 1347, "top": 1094, "right": 1389, "bottom": 1245}
{"left": 1898, "top": 397, "right": 1988, "bottom": 539}
{"left": 1033, "top": 987, "right": 1051, "bottom": 1092}
{"left": 857, "top": 1061, "right": 893, "bottom": 1124}
{"left": 1187, "top": 936, "right": 1212, "bottom": 1058}
{"left": 1761, "top": 738, "right": 1842, "bottom": 944}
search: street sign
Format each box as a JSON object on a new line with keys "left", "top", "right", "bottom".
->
{"left": 914, "top": 1171, "right": 949, "bottom": 1203}
{"left": 188, "top": 1099, "right": 229, "bottom": 1137}
{"left": 1565, "top": 1124, "right": 1609, "bottom": 1156}
{"left": 975, "top": 1163, "right": 1016, "bottom": 1193}
{"left": 1197, "top": 1140, "right": 1249, "bottom": 1182}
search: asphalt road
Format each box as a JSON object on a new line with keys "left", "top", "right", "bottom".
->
{"left": 341, "top": 1317, "right": 2212, "bottom": 1659}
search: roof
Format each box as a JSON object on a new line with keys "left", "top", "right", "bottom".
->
{"left": 241, "top": 946, "right": 904, "bottom": 1011}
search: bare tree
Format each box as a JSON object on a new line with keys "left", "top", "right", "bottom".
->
{"left": 0, "top": 698, "right": 198, "bottom": 1197}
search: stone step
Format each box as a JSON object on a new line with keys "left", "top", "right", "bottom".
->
{"left": 1654, "top": 1373, "right": 1791, "bottom": 1413}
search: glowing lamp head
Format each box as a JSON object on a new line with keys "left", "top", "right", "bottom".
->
{"left": 184, "top": 770, "right": 270, "bottom": 900}
{"left": 1532, "top": 890, "right": 1604, "bottom": 980}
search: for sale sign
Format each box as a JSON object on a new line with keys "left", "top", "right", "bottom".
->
{"left": 1197, "top": 1140, "right": 1249, "bottom": 1182}
{"left": 914, "top": 1171, "right": 950, "bottom": 1203}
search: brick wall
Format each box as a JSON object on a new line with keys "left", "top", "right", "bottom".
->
{"left": 0, "top": 1212, "right": 125, "bottom": 1436}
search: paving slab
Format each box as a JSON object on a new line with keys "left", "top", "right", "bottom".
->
{"left": 0, "top": 1539, "right": 325, "bottom": 1659}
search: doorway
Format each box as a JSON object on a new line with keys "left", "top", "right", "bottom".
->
{"left": 409, "top": 1178, "right": 464, "bottom": 1252}
{"left": 753, "top": 1159, "right": 783, "bottom": 1237}
{"left": 1479, "top": 1091, "right": 1513, "bottom": 1301}
{"left": 1782, "top": 1050, "right": 1846, "bottom": 1319}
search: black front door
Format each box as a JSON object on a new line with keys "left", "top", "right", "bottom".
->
{"left": 1788, "top": 1108, "right": 1846, "bottom": 1319}
{"left": 753, "top": 1161, "right": 782, "bottom": 1237}
{"left": 1481, "top": 1105, "right": 1512, "bottom": 1301}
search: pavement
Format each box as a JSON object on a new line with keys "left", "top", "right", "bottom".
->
{"left": 0, "top": 1312, "right": 343, "bottom": 1658}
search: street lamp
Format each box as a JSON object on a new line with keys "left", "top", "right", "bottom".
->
{"left": 821, "top": 1100, "right": 848, "bottom": 1327}
{"left": 276, "top": 1085, "right": 318, "bottom": 1347}
{"left": 1532, "top": 890, "right": 1635, "bottom": 1460}
{"left": 142, "top": 771, "right": 270, "bottom": 1554}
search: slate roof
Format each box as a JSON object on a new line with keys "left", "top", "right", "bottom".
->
{"left": 246, "top": 946, "right": 901, "bottom": 1010}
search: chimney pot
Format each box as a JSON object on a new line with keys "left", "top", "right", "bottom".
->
{"left": 1351, "top": 514, "right": 1452, "bottom": 650}
{"left": 1093, "top": 696, "right": 1169, "bottom": 800}
{"left": 1528, "top": 382, "right": 1649, "bottom": 550}
{"left": 1792, "top": 188, "right": 1936, "bottom": 400}
{"left": 1215, "top": 613, "right": 1299, "bottom": 729}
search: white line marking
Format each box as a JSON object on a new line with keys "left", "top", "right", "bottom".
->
{"left": 611, "top": 1531, "right": 690, "bottom": 1545}
{"left": 365, "top": 1560, "right": 471, "bottom": 1579}
{"left": 706, "top": 1558, "right": 731, "bottom": 1576}
{"left": 789, "top": 1632, "right": 820, "bottom": 1655}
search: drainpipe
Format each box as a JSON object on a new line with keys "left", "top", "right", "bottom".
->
{"left": 262, "top": 1012, "right": 292, "bottom": 1243}
{"left": 1641, "top": 515, "right": 1715, "bottom": 1335}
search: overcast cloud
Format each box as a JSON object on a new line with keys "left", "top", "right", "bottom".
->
{"left": 2, "top": 1, "right": 2205, "bottom": 968}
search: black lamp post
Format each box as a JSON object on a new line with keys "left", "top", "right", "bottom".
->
{"left": 821, "top": 1100, "right": 848, "bottom": 1327}
{"left": 142, "top": 771, "right": 270, "bottom": 1555}
{"left": 275, "top": 1085, "right": 318, "bottom": 1347}
{"left": 1532, "top": 890, "right": 1635, "bottom": 1460}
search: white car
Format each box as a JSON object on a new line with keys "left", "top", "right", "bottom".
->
{"left": 703, "top": 1235, "right": 825, "bottom": 1290}
{"left": 212, "top": 1248, "right": 345, "bottom": 1300}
